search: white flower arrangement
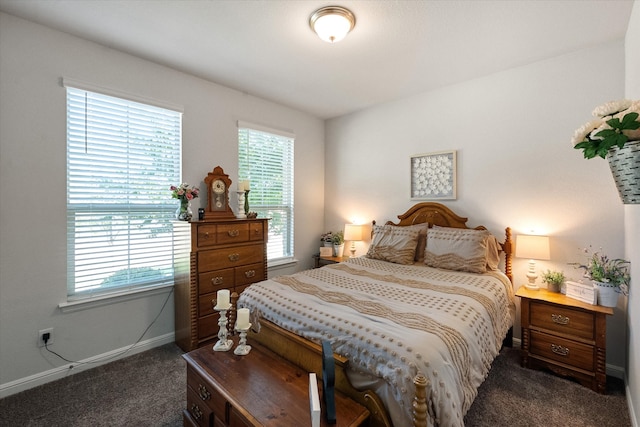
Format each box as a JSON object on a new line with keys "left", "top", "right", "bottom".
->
{"left": 572, "top": 99, "right": 640, "bottom": 159}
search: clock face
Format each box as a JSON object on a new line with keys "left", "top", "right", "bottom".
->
{"left": 212, "top": 179, "right": 225, "bottom": 194}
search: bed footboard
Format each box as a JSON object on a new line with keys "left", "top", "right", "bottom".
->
{"left": 248, "top": 319, "right": 429, "bottom": 427}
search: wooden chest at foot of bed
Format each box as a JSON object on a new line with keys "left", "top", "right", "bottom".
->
{"left": 182, "top": 340, "right": 369, "bottom": 427}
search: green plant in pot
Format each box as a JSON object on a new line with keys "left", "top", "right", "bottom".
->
{"left": 541, "top": 270, "right": 565, "bottom": 293}
{"left": 570, "top": 246, "right": 630, "bottom": 307}
{"left": 332, "top": 230, "right": 345, "bottom": 257}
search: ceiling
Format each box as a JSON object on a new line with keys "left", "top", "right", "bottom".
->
{"left": 0, "top": 0, "right": 634, "bottom": 119}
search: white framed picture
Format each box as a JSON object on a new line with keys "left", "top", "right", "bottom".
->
{"left": 410, "top": 150, "right": 457, "bottom": 200}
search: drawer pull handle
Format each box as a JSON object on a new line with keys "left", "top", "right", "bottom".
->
{"left": 551, "top": 344, "right": 570, "bottom": 357}
{"left": 190, "top": 404, "right": 203, "bottom": 420}
{"left": 211, "top": 276, "right": 223, "bottom": 285}
{"left": 229, "top": 253, "right": 240, "bottom": 262}
{"left": 551, "top": 314, "right": 570, "bottom": 325}
{"left": 245, "top": 270, "right": 256, "bottom": 278}
{"left": 198, "top": 384, "right": 211, "bottom": 401}
{"left": 228, "top": 229, "right": 240, "bottom": 237}
{"left": 204, "top": 232, "right": 210, "bottom": 238}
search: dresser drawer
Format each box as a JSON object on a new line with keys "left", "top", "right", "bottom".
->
{"left": 199, "top": 268, "right": 235, "bottom": 295}
{"left": 217, "top": 223, "right": 250, "bottom": 244}
{"left": 249, "top": 221, "right": 265, "bottom": 241}
{"left": 198, "top": 314, "right": 219, "bottom": 340}
{"left": 235, "top": 262, "right": 265, "bottom": 287}
{"left": 198, "top": 244, "right": 264, "bottom": 271}
{"left": 530, "top": 301, "right": 594, "bottom": 340}
{"left": 187, "top": 366, "right": 227, "bottom": 420}
{"left": 198, "top": 293, "right": 217, "bottom": 317}
{"left": 196, "top": 224, "right": 218, "bottom": 248}
{"left": 530, "top": 330, "right": 594, "bottom": 371}
{"left": 229, "top": 406, "right": 251, "bottom": 427}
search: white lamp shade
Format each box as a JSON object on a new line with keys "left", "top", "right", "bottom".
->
{"left": 515, "top": 235, "right": 550, "bottom": 260}
{"left": 343, "top": 224, "right": 363, "bottom": 241}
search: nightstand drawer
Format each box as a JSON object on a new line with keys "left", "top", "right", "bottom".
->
{"left": 529, "top": 330, "right": 594, "bottom": 371}
{"left": 530, "top": 301, "right": 594, "bottom": 340}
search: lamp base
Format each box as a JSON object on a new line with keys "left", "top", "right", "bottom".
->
{"left": 525, "top": 283, "right": 540, "bottom": 291}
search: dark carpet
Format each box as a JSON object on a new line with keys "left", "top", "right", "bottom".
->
{"left": 0, "top": 344, "right": 630, "bottom": 426}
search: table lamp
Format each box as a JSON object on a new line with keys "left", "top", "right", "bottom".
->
{"left": 515, "top": 234, "right": 550, "bottom": 290}
{"left": 343, "top": 224, "right": 363, "bottom": 258}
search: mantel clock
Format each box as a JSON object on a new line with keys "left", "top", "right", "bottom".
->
{"left": 204, "top": 166, "right": 235, "bottom": 219}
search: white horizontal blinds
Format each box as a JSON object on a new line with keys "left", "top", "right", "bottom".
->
{"left": 238, "top": 122, "right": 294, "bottom": 262}
{"left": 66, "top": 86, "right": 183, "bottom": 297}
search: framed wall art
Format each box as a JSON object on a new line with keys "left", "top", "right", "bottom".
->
{"left": 410, "top": 150, "right": 457, "bottom": 200}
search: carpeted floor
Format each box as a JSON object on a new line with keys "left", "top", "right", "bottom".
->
{"left": 0, "top": 343, "right": 631, "bottom": 426}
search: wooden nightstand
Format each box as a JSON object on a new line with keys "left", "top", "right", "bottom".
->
{"left": 312, "top": 254, "right": 349, "bottom": 268}
{"left": 516, "top": 287, "right": 613, "bottom": 394}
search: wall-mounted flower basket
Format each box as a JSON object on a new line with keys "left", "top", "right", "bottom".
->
{"left": 607, "top": 140, "right": 640, "bottom": 204}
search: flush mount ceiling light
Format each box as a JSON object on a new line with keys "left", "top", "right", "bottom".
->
{"left": 309, "top": 6, "right": 356, "bottom": 43}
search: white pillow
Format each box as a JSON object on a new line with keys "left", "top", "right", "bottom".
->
{"left": 366, "top": 225, "right": 420, "bottom": 265}
{"left": 424, "top": 226, "right": 490, "bottom": 273}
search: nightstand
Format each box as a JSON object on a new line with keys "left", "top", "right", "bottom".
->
{"left": 312, "top": 254, "right": 349, "bottom": 268}
{"left": 516, "top": 287, "right": 613, "bottom": 394}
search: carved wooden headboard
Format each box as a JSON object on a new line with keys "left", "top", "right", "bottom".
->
{"left": 373, "top": 202, "right": 513, "bottom": 284}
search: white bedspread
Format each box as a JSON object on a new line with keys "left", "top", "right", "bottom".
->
{"left": 238, "top": 257, "right": 515, "bottom": 427}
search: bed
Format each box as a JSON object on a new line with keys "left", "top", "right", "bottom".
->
{"left": 237, "top": 203, "right": 515, "bottom": 427}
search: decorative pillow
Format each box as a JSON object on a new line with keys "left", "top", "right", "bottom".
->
{"left": 486, "top": 234, "right": 501, "bottom": 271}
{"left": 405, "top": 223, "right": 429, "bottom": 262}
{"left": 424, "top": 226, "right": 490, "bottom": 273}
{"left": 366, "top": 225, "right": 420, "bottom": 265}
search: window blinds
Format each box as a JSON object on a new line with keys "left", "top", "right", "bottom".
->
{"left": 66, "top": 85, "right": 183, "bottom": 298}
{"left": 238, "top": 122, "right": 294, "bottom": 262}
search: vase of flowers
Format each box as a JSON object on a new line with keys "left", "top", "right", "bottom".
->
{"left": 571, "top": 99, "right": 640, "bottom": 204}
{"left": 321, "top": 232, "right": 334, "bottom": 247}
{"left": 570, "top": 246, "right": 630, "bottom": 307}
{"left": 170, "top": 183, "right": 199, "bottom": 221}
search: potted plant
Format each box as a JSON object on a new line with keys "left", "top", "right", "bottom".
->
{"left": 320, "top": 232, "right": 334, "bottom": 247}
{"left": 332, "top": 230, "right": 345, "bottom": 257}
{"left": 571, "top": 99, "right": 640, "bottom": 204}
{"left": 541, "top": 270, "right": 565, "bottom": 293}
{"left": 570, "top": 246, "right": 630, "bottom": 307}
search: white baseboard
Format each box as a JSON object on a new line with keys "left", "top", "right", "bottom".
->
{"left": 510, "top": 337, "right": 625, "bottom": 379}
{"left": 627, "top": 383, "right": 639, "bottom": 427}
{"left": 0, "top": 332, "right": 175, "bottom": 399}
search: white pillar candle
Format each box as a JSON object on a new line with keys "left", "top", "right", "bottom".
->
{"left": 243, "top": 180, "right": 250, "bottom": 191}
{"left": 217, "top": 289, "right": 230, "bottom": 309}
{"left": 236, "top": 307, "right": 250, "bottom": 329}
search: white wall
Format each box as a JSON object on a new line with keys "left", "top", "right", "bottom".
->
{"left": 624, "top": 1, "right": 640, "bottom": 424}
{"left": 325, "top": 41, "right": 628, "bottom": 370}
{"left": 0, "top": 12, "right": 324, "bottom": 395}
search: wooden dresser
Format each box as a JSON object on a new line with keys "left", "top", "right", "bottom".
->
{"left": 175, "top": 218, "right": 269, "bottom": 352}
{"left": 183, "top": 340, "right": 369, "bottom": 427}
{"left": 517, "top": 287, "right": 613, "bottom": 393}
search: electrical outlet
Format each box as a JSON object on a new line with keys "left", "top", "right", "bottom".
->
{"left": 38, "top": 328, "right": 54, "bottom": 347}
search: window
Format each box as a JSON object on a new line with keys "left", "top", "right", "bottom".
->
{"left": 65, "top": 80, "right": 183, "bottom": 298}
{"left": 238, "top": 122, "right": 294, "bottom": 263}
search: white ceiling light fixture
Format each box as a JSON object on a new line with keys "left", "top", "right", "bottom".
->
{"left": 309, "top": 6, "right": 356, "bottom": 43}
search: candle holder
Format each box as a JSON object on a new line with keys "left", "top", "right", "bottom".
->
{"left": 234, "top": 323, "right": 252, "bottom": 355}
{"left": 212, "top": 301, "right": 233, "bottom": 352}
{"left": 235, "top": 191, "right": 246, "bottom": 219}
{"left": 244, "top": 190, "right": 250, "bottom": 215}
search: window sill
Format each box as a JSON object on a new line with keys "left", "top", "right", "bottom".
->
{"left": 268, "top": 258, "right": 298, "bottom": 271}
{"left": 59, "top": 283, "right": 174, "bottom": 313}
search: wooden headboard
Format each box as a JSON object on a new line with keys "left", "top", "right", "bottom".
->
{"left": 373, "top": 202, "right": 513, "bottom": 284}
